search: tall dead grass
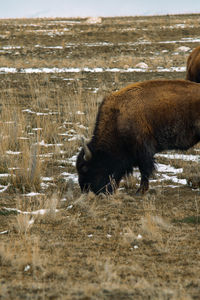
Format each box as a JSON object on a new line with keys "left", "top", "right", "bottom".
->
{"left": 0, "top": 75, "right": 100, "bottom": 194}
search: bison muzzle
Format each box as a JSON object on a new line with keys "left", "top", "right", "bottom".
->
{"left": 76, "top": 79, "right": 200, "bottom": 195}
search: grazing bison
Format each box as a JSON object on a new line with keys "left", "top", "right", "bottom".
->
{"left": 76, "top": 79, "right": 200, "bottom": 195}
{"left": 186, "top": 46, "right": 200, "bottom": 83}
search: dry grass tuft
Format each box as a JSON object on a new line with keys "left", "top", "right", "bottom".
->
{"left": 13, "top": 214, "right": 34, "bottom": 235}
{"left": 121, "top": 226, "right": 138, "bottom": 247}
{"left": 10, "top": 142, "right": 41, "bottom": 193}
{"left": 0, "top": 235, "right": 45, "bottom": 273}
{"left": 121, "top": 174, "right": 139, "bottom": 193}
{"left": 141, "top": 195, "right": 171, "bottom": 242}
{"left": 97, "top": 259, "right": 120, "bottom": 289}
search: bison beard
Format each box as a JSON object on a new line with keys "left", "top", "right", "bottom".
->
{"left": 76, "top": 79, "right": 200, "bottom": 195}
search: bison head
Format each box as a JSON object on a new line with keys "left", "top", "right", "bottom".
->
{"left": 76, "top": 139, "right": 118, "bottom": 195}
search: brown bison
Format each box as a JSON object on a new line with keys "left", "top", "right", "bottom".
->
{"left": 186, "top": 46, "right": 200, "bottom": 83}
{"left": 76, "top": 79, "right": 200, "bottom": 195}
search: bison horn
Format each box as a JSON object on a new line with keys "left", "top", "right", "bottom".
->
{"left": 81, "top": 137, "right": 92, "bottom": 161}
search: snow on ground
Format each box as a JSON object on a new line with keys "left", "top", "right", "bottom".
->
{"left": 156, "top": 153, "right": 199, "bottom": 162}
{"left": 0, "top": 66, "right": 186, "bottom": 74}
{"left": 0, "top": 230, "right": 9, "bottom": 235}
{"left": 0, "top": 184, "right": 10, "bottom": 193}
{"left": 60, "top": 172, "right": 78, "bottom": 183}
{"left": 36, "top": 140, "right": 63, "bottom": 148}
{"left": 157, "top": 163, "right": 183, "bottom": 174}
{"left": 1, "top": 36, "right": 199, "bottom": 52}
{"left": 2, "top": 206, "right": 58, "bottom": 215}
{"left": 176, "top": 46, "right": 191, "bottom": 52}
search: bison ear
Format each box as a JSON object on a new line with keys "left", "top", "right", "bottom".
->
{"left": 81, "top": 137, "right": 92, "bottom": 161}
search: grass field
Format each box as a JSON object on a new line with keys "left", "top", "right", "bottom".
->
{"left": 0, "top": 14, "right": 200, "bottom": 299}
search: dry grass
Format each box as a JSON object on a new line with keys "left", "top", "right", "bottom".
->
{"left": 0, "top": 76, "right": 99, "bottom": 195}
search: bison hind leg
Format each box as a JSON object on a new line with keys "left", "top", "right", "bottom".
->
{"left": 136, "top": 145, "right": 156, "bottom": 195}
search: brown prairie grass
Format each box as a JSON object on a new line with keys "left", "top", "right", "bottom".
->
{"left": 0, "top": 75, "right": 99, "bottom": 194}
{"left": 0, "top": 235, "right": 46, "bottom": 274}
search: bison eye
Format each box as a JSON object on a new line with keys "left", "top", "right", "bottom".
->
{"left": 81, "top": 165, "right": 88, "bottom": 173}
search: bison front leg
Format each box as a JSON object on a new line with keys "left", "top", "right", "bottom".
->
{"left": 136, "top": 148, "right": 155, "bottom": 195}
{"left": 136, "top": 174, "right": 149, "bottom": 195}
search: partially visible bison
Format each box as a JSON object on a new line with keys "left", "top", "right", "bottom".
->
{"left": 186, "top": 46, "right": 200, "bottom": 83}
{"left": 76, "top": 80, "right": 200, "bottom": 195}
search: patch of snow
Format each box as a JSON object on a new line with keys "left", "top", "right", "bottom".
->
{"left": 76, "top": 124, "right": 87, "bottom": 129}
{"left": 0, "top": 230, "right": 9, "bottom": 235}
{"left": 86, "top": 17, "right": 102, "bottom": 24}
{"left": 3, "top": 207, "right": 58, "bottom": 215}
{"left": 0, "top": 184, "right": 10, "bottom": 193}
{"left": 135, "top": 62, "right": 148, "bottom": 69}
{"left": 68, "top": 134, "right": 83, "bottom": 142}
{"left": 2, "top": 46, "right": 22, "bottom": 50}
{"left": 157, "top": 163, "right": 183, "bottom": 174}
{"left": 29, "top": 218, "right": 34, "bottom": 225}
{"left": 132, "top": 162, "right": 187, "bottom": 188}
{"left": 6, "top": 150, "right": 21, "bottom": 155}
{"left": 23, "top": 192, "right": 45, "bottom": 197}
{"left": 37, "top": 140, "right": 63, "bottom": 148}
{"left": 137, "top": 234, "right": 142, "bottom": 239}
{"left": 0, "top": 173, "right": 10, "bottom": 177}
{"left": 24, "top": 265, "right": 31, "bottom": 272}
{"left": 41, "top": 177, "right": 54, "bottom": 182}
{"left": 0, "top": 67, "right": 18, "bottom": 73}
{"left": 161, "top": 174, "right": 187, "bottom": 185}
{"left": 92, "top": 87, "right": 99, "bottom": 93}
{"left": 67, "top": 153, "right": 79, "bottom": 167}
{"left": 174, "top": 24, "right": 186, "bottom": 28}
{"left": 76, "top": 111, "right": 85, "bottom": 115}
{"left": 67, "top": 204, "right": 73, "bottom": 210}
{"left": 60, "top": 171, "right": 78, "bottom": 183}
{"left": 0, "top": 66, "right": 186, "bottom": 74}
{"left": 40, "top": 182, "right": 52, "bottom": 189}
{"left": 83, "top": 42, "right": 112, "bottom": 47}
{"left": 177, "top": 46, "right": 191, "bottom": 52}
{"left": 157, "top": 66, "right": 186, "bottom": 72}
{"left": 35, "top": 45, "right": 63, "bottom": 49}
{"left": 156, "top": 153, "right": 199, "bottom": 162}
{"left": 18, "top": 137, "right": 29, "bottom": 140}
{"left": 22, "top": 109, "right": 35, "bottom": 114}
{"left": 182, "top": 37, "right": 200, "bottom": 43}
{"left": 32, "top": 128, "right": 42, "bottom": 131}
{"left": 39, "top": 153, "right": 54, "bottom": 158}
{"left": 22, "top": 108, "right": 58, "bottom": 116}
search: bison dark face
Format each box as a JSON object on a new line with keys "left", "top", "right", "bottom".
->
{"left": 76, "top": 141, "right": 117, "bottom": 195}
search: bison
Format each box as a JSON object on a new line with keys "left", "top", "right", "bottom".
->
{"left": 186, "top": 45, "right": 200, "bottom": 83}
{"left": 76, "top": 79, "right": 200, "bottom": 195}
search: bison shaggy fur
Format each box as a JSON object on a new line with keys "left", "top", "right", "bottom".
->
{"left": 186, "top": 46, "right": 200, "bottom": 83}
{"left": 76, "top": 79, "right": 200, "bottom": 195}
